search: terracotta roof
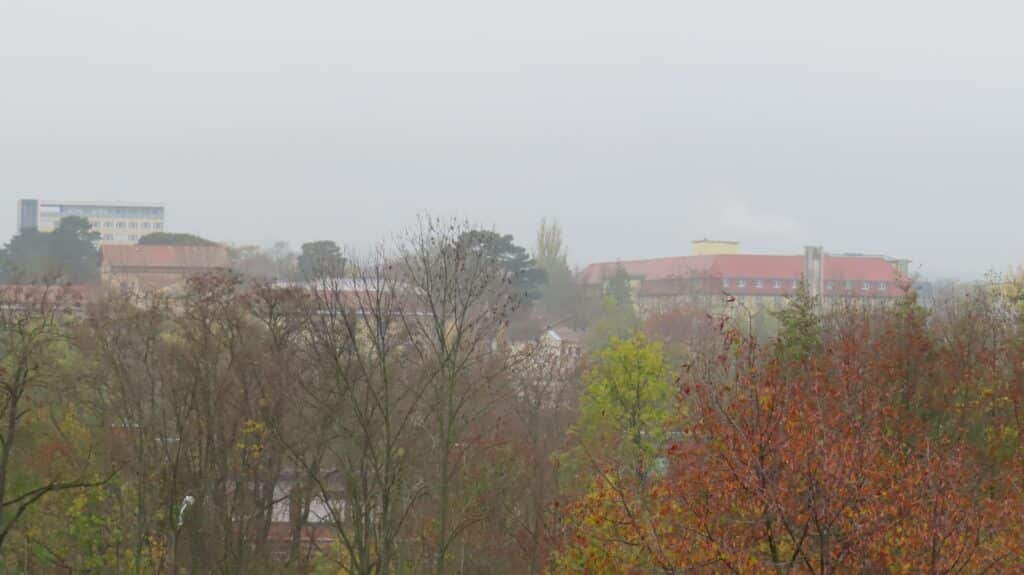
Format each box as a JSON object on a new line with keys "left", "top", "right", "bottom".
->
{"left": 100, "top": 245, "right": 230, "bottom": 270}
{"left": 581, "top": 253, "right": 907, "bottom": 297}
{"left": 579, "top": 256, "right": 717, "bottom": 284}
{"left": 820, "top": 256, "right": 902, "bottom": 282}
{"left": 711, "top": 255, "right": 805, "bottom": 278}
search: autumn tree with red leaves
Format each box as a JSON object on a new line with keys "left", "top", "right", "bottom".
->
{"left": 553, "top": 293, "right": 1024, "bottom": 574}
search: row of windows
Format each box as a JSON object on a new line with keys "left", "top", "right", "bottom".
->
{"left": 827, "top": 280, "right": 888, "bottom": 291}
{"left": 60, "top": 206, "right": 163, "bottom": 218}
{"left": 94, "top": 220, "right": 162, "bottom": 230}
{"left": 722, "top": 278, "right": 889, "bottom": 291}
{"left": 101, "top": 234, "right": 141, "bottom": 242}
{"left": 723, "top": 278, "right": 799, "bottom": 289}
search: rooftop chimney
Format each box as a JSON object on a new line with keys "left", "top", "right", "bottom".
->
{"left": 804, "top": 246, "right": 824, "bottom": 303}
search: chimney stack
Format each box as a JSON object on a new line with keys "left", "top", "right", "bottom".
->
{"left": 804, "top": 246, "right": 824, "bottom": 303}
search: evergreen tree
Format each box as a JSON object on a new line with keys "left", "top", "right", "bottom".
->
{"left": 1, "top": 216, "right": 100, "bottom": 284}
{"left": 457, "top": 229, "right": 547, "bottom": 306}
{"left": 298, "top": 240, "right": 346, "bottom": 279}
{"left": 606, "top": 264, "right": 634, "bottom": 309}
{"left": 773, "top": 278, "right": 822, "bottom": 363}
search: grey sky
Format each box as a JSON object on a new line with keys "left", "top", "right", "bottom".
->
{"left": 2, "top": 0, "right": 1022, "bottom": 279}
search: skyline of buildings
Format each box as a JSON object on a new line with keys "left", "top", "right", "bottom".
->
{"left": 6, "top": 199, "right": 989, "bottom": 287}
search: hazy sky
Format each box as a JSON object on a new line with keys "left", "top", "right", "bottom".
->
{"left": 2, "top": 1, "right": 1023, "bottom": 279}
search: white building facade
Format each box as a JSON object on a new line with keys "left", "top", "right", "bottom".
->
{"left": 18, "top": 199, "right": 165, "bottom": 244}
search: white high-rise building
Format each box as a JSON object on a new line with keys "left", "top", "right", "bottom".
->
{"left": 18, "top": 199, "right": 165, "bottom": 245}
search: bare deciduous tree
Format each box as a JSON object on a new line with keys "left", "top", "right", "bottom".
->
{"left": 397, "top": 217, "right": 519, "bottom": 575}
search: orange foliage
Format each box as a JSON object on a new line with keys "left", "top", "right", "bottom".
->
{"left": 553, "top": 307, "right": 1024, "bottom": 574}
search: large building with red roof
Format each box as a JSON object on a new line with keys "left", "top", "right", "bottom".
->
{"left": 100, "top": 244, "right": 230, "bottom": 292}
{"left": 580, "top": 240, "right": 910, "bottom": 313}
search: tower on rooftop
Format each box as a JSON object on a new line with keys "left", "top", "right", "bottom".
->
{"left": 691, "top": 239, "right": 739, "bottom": 256}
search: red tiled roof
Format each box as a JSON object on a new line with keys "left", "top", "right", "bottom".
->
{"left": 100, "top": 245, "right": 230, "bottom": 270}
{"left": 820, "top": 256, "right": 902, "bottom": 282}
{"left": 581, "top": 253, "right": 906, "bottom": 297}
{"left": 578, "top": 256, "right": 717, "bottom": 284}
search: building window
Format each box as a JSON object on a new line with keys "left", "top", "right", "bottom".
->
{"left": 755, "top": 279, "right": 764, "bottom": 288}
{"left": 154, "top": 223, "right": 162, "bottom": 230}
{"left": 309, "top": 492, "right": 344, "bottom": 524}
{"left": 862, "top": 281, "right": 871, "bottom": 291}
{"left": 103, "top": 234, "right": 113, "bottom": 241}
{"left": 879, "top": 282, "right": 887, "bottom": 290}
{"left": 791, "top": 280, "right": 799, "bottom": 289}
{"left": 826, "top": 281, "right": 834, "bottom": 290}
{"left": 737, "top": 279, "right": 746, "bottom": 288}
{"left": 722, "top": 278, "right": 729, "bottom": 288}
{"left": 773, "top": 279, "right": 782, "bottom": 289}
{"left": 129, "top": 222, "right": 138, "bottom": 228}
{"left": 844, "top": 281, "right": 853, "bottom": 290}
{"left": 142, "top": 222, "right": 150, "bottom": 229}
{"left": 117, "top": 222, "right": 126, "bottom": 229}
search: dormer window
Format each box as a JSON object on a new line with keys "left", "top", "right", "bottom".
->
{"left": 754, "top": 279, "right": 764, "bottom": 288}
{"left": 722, "top": 278, "right": 729, "bottom": 288}
{"left": 737, "top": 279, "right": 746, "bottom": 288}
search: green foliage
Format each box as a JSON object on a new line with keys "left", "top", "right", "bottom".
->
{"left": 605, "top": 265, "right": 634, "bottom": 310}
{"left": 0, "top": 395, "right": 117, "bottom": 572}
{"left": 576, "top": 334, "right": 671, "bottom": 482}
{"left": 585, "top": 296, "right": 638, "bottom": 352}
{"left": 137, "top": 232, "right": 216, "bottom": 246}
{"left": 585, "top": 266, "right": 639, "bottom": 351}
{"left": 894, "top": 288, "right": 930, "bottom": 330}
{"left": 23, "top": 484, "right": 158, "bottom": 574}
{"left": 1, "top": 217, "right": 100, "bottom": 284}
{"left": 773, "top": 279, "right": 821, "bottom": 363}
{"left": 534, "top": 219, "right": 586, "bottom": 328}
{"left": 298, "top": 240, "right": 345, "bottom": 279}
{"left": 229, "top": 242, "right": 299, "bottom": 281}
{"left": 534, "top": 218, "right": 567, "bottom": 272}
{"left": 457, "top": 229, "right": 547, "bottom": 309}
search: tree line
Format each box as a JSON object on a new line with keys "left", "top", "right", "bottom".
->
{"left": 553, "top": 285, "right": 1024, "bottom": 573}
{"left": 2, "top": 216, "right": 1024, "bottom": 573}
{"left": 0, "top": 217, "right": 590, "bottom": 574}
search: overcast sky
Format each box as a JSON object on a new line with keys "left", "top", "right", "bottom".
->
{"left": 2, "top": 1, "right": 1023, "bottom": 279}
